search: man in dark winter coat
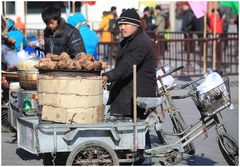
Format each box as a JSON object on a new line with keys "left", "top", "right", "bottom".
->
{"left": 102, "top": 9, "right": 156, "bottom": 165}
{"left": 40, "top": 5, "right": 85, "bottom": 58}
{"left": 102, "top": 8, "right": 156, "bottom": 119}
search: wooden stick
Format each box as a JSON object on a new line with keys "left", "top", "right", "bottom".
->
{"left": 203, "top": 13, "right": 207, "bottom": 74}
{"left": 1, "top": 70, "right": 18, "bottom": 75}
{"left": 213, "top": 5, "right": 217, "bottom": 69}
{"left": 133, "top": 65, "right": 137, "bottom": 153}
{"left": 133, "top": 65, "right": 137, "bottom": 126}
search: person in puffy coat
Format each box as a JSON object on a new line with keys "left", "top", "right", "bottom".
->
{"left": 40, "top": 5, "right": 85, "bottom": 58}
{"left": 98, "top": 11, "right": 114, "bottom": 42}
{"left": 67, "top": 13, "right": 99, "bottom": 60}
{"left": 6, "top": 18, "right": 27, "bottom": 52}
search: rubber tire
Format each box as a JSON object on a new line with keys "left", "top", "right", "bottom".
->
{"left": 172, "top": 112, "right": 196, "bottom": 155}
{"left": 217, "top": 132, "right": 239, "bottom": 165}
{"left": 66, "top": 140, "right": 119, "bottom": 166}
{"left": 42, "top": 152, "right": 69, "bottom": 165}
{"left": 42, "top": 153, "right": 53, "bottom": 165}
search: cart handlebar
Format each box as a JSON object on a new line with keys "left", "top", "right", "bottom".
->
{"left": 171, "top": 94, "right": 191, "bottom": 99}
{"left": 157, "top": 66, "right": 184, "bottom": 80}
{"left": 180, "top": 76, "right": 204, "bottom": 89}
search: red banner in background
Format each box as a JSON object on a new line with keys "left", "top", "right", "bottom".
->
{"left": 82, "top": 1, "right": 96, "bottom": 6}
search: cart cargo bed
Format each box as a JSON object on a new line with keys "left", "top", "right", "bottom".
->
{"left": 17, "top": 116, "right": 147, "bottom": 154}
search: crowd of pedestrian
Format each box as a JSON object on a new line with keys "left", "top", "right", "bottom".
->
{"left": 1, "top": 2, "right": 238, "bottom": 74}
{"left": 2, "top": 3, "right": 237, "bottom": 58}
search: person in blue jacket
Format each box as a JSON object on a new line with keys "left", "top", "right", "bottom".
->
{"left": 67, "top": 13, "right": 99, "bottom": 60}
{"left": 7, "top": 18, "right": 27, "bottom": 52}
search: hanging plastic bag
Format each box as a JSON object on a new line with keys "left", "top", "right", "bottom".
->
{"left": 197, "top": 70, "right": 224, "bottom": 95}
{"left": 156, "top": 65, "right": 176, "bottom": 91}
{"left": 103, "top": 89, "right": 109, "bottom": 105}
{"left": 197, "top": 70, "right": 228, "bottom": 109}
{"left": 103, "top": 89, "right": 110, "bottom": 116}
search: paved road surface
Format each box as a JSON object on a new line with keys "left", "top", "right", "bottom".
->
{"left": 2, "top": 99, "right": 238, "bottom": 166}
{"left": 2, "top": 76, "right": 238, "bottom": 166}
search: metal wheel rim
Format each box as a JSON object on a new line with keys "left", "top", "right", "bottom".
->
{"left": 1, "top": 105, "right": 11, "bottom": 132}
{"left": 165, "top": 149, "right": 183, "bottom": 165}
{"left": 173, "top": 114, "right": 195, "bottom": 154}
{"left": 220, "top": 135, "right": 239, "bottom": 165}
{"left": 72, "top": 144, "right": 115, "bottom": 165}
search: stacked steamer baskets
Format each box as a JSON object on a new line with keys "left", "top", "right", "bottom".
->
{"left": 36, "top": 52, "right": 107, "bottom": 124}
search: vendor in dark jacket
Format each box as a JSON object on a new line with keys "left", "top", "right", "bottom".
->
{"left": 102, "top": 8, "right": 156, "bottom": 165}
{"left": 39, "top": 5, "right": 85, "bottom": 58}
{"left": 102, "top": 9, "right": 156, "bottom": 119}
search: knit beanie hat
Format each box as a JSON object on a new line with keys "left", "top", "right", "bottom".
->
{"left": 118, "top": 8, "right": 141, "bottom": 27}
{"left": 144, "top": 7, "right": 150, "bottom": 12}
{"left": 155, "top": 5, "right": 162, "bottom": 10}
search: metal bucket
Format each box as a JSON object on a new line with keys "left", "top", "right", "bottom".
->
{"left": 18, "top": 70, "right": 38, "bottom": 90}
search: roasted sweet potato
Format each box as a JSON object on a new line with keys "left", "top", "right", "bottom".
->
{"left": 39, "top": 58, "right": 51, "bottom": 62}
{"left": 78, "top": 54, "right": 93, "bottom": 64}
{"left": 60, "top": 52, "right": 70, "bottom": 60}
{"left": 47, "top": 61, "right": 57, "bottom": 69}
{"left": 93, "top": 61, "right": 101, "bottom": 70}
{"left": 75, "top": 52, "right": 86, "bottom": 60}
{"left": 85, "top": 54, "right": 93, "bottom": 61}
{"left": 38, "top": 61, "right": 50, "bottom": 69}
{"left": 73, "top": 60, "right": 82, "bottom": 70}
{"left": 99, "top": 61, "right": 108, "bottom": 70}
{"left": 82, "top": 61, "right": 94, "bottom": 70}
{"left": 56, "top": 60, "right": 66, "bottom": 69}
{"left": 45, "top": 53, "right": 54, "bottom": 59}
{"left": 51, "top": 54, "right": 61, "bottom": 61}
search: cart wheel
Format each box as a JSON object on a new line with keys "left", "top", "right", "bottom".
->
{"left": 172, "top": 112, "right": 195, "bottom": 155}
{"left": 1, "top": 104, "right": 14, "bottom": 132}
{"left": 66, "top": 140, "right": 119, "bottom": 166}
{"left": 217, "top": 132, "right": 239, "bottom": 165}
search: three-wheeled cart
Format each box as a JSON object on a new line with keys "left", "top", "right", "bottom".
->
{"left": 17, "top": 116, "right": 148, "bottom": 165}
{"left": 17, "top": 66, "right": 239, "bottom": 166}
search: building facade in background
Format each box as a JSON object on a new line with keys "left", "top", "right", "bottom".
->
{"left": 2, "top": 1, "right": 172, "bottom": 30}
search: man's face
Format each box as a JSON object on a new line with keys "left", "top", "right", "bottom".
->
{"left": 155, "top": 9, "right": 161, "bottom": 14}
{"left": 119, "top": 23, "right": 138, "bottom": 38}
{"left": 47, "top": 19, "right": 58, "bottom": 31}
{"left": 182, "top": 5, "right": 189, "bottom": 11}
{"left": 144, "top": 11, "right": 150, "bottom": 17}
